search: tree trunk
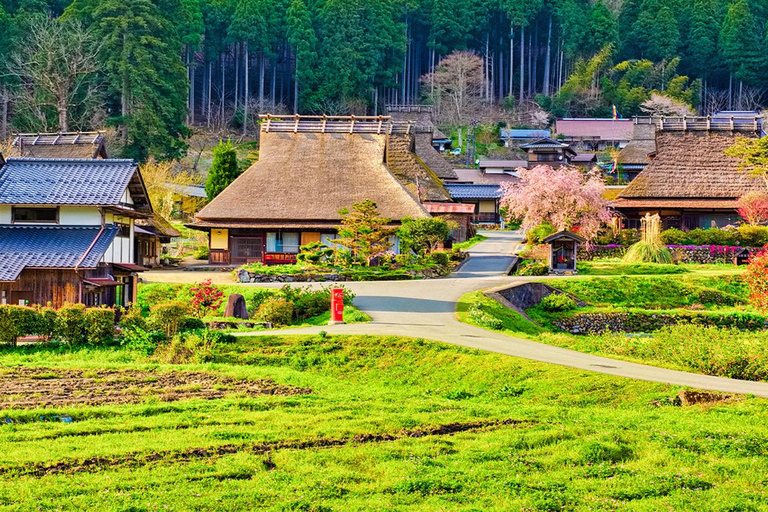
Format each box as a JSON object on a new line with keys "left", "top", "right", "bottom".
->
{"left": 207, "top": 61, "right": 212, "bottom": 127}
{"left": 728, "top": 73, "right": 733, "bottom": 110}
{"left": 527, "top": 29, "right": 532, "bottom": 97}
{"left": 485, "top": 32, "right": 490, "bottom": 101}
{"left": 271, "top": 59, "right": 277, "bottom": 111}
{"left": 259, "top": 52, "right": 265, "bottom": 108}
{"left": 234, "top": 44, "right": 239, "bottom": 111}
{"left": 121, "top": 36, "right": 129, "bottom": 145}
{"left": 243, "top": 42, "right": 249, "bottom": 136}
{"left": 1, "top": 88, "right": 7, "bottom": 138}
{"left": 457, "top": 126, "right": 463, "bottom": 151}
{"left": 220, "top": 52, "right": 225, "bottom": 120}
{"left": 190, "top": 56, "right": 196, "bottom": 125}
{"left": 532, "top": 22, "right": 538, "bottom": 95}
{"left": 58, "top": 96, "right": 68, "bottom": 132}
{"left": 509, "top": 24, "right": 514, "bottom": 99}
{"left": 543, "top": 16, "right": 552, "bottom": 96}
{"left": 293, "top": 53, "right": 299, "bottom": 114}
{"left": 519, "top": 25, "right": 525, "bottom": 102}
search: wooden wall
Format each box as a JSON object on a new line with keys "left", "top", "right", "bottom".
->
{"left": 0, "top": 269, "right": 80, "bottom": 309}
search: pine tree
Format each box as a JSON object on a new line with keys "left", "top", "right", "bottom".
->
{"left": 720, "top": 0, "right": 763, "bottom": 85}
{"left": 205, "top": 139, "right": 240, "bottom": 200}
{"left": 336, "top": 200, "right": 393, "bottom": 267}
{"left": 650, "top": 6, "right": 680, "bottom": 61}
{"left": 687, "top": 0, "right": 721, "bottom": 81}
{"left": 586, "top": 1, "right": 617, "bottom": 57}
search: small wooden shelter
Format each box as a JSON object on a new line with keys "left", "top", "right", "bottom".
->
{"left": 542, "top": 231, "right": 586, "bottom": 273}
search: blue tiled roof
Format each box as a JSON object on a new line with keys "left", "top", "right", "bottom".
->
{"left": 445, "top": 184, "right": 502, "bottom": 199}
{"left": 0, "top": 158, "right": 137, "bottom": 206}
{"left": 0, "top": 225, "right": 118, "bottom": 281}
{"left": 501, "top": 129, "right": 551, "bottom": 140}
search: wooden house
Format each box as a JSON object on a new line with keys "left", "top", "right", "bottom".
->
{"left": 555, "top": 119, "right": 633, "bottom": 152}
{"left": 10, "top": 132, "right": 109, "bottom": 159}
{"left": 0, "top": 158, "right": 153, "bottom": 308}
{"left": 189, "top": 115, "right": 470, "bottom": 265}
{"left": 444, "top": 184, "right": 503, "bottom": 224}
{"left": 612, "top": 117, "right": 766, "bottom": 230}
{"left": 520, "top": 138, "right": 577, "bottom": 167}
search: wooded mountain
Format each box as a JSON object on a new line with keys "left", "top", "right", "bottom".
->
{"left": 1, "top": 0, "right": 766, "bottom": 160}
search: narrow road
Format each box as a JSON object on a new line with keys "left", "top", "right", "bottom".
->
{"left": 236, "top": 231, "right": 768, "bottom": 397}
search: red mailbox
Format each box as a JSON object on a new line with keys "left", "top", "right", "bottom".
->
{"left": 330, "top": 288, "right": 345, "bottom": 324}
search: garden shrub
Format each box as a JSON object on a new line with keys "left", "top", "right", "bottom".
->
{"left": 744, "top": 246, "right": 768, "bottom": 312}
{"left": 430, "top": 251, "right": 449, "bottom": 266}
{"left": 623, "top": 241, "right": 673, "bottom": 264}
{"left": 180, "top": 317, "right": 207, "bottom": 332}
{"left": 0, "top": 305, "right": 39, "bottom": 345}
{"left": 256, "top": 297, "right": 294, "bottom": 326}
{"left": 518, "top": 262, "right": 549, "bottom": 276}
{"left": 120, "top": 326, "right": 166, "bottom": 355}
{"left": 540, "top": 294, "right": 577, "bottom": 312}
{"left": 526, "top": 222, "right": 557, "bottom": 244}
{"left": 34, "top": 307, "right": 58, "bottom": 341}
{"left": 156, "top": 329, "right": 220, "bottom": 364}
{"left": 148, "top": 301, "right": 190, "bottom": 339}
{"left": 246, "top": 288, "right": 276, "bottom": 314}
{"left": 118, "top": 307, "right": 147, "bottom": 332}
{"left": 189, "top": 280, "right": 224, "bottom": 318}
{"left": 55, "top": 303, "right": 88, "bottom": 345}
{"left": 738, "top": 225, "right": 768, "bottom": 247}
{"left": 83, "top": 308, "right": 116, "bottom": 346}
{"left": 660, "top": 228, "right": 688, "bottom": 245}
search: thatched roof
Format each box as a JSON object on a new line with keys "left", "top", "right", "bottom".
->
{"left": 618, "top": 130, "right": 766, "bottom": 201}
{"left": 385, "top": 105, "right": 457, "bottom": 179}
{"left": 194, "top": 131, "right": 429, "bottom": 227}
{"left": 387, "top": 134, "right": 451, "bottom": 202}
{"left": 617, "top": 123, "right": 656, "bottom": 165}
{"left": 414, "top": 132, "right": 457, "bottom": 179}
{"left": 10, "top": 132, "right": 108, "bottom": 159}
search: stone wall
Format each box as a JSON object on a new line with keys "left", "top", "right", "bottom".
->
{"left": 578, "top": 245, "right": 756, "bottom": 264}
{"left": 553, "top": 311, "right": 767, "bottom": 334}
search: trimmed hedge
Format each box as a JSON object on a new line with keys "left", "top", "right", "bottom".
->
{"left": 552, "top": 310, "right": 767, "bottom": 335}
{"left": 0, "top": 303, "right": 116, "bottom": 346}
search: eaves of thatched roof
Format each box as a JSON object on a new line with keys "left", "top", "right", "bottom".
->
{"left": 10, "top": 132, "right": 108, "bottom": 159}
{"left": 617, "top": 123, "right": 656, "bottom": 165}
{"left": 194, "top": 131, "right": 429, "bottom": 226}
{"left": 618, "top": 130, "right": 766, "bottom": 201}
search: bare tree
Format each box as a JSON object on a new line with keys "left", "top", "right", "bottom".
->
{"left": 420, "top": 51, "right": 484, "bottom": 147}
{"left": 640, "top": 93, "right": 695, "bottom": 117}
{"left": 10, "top": 18, "right": 102, "bottom": 132}
{"left": 702, "top": 89, "right": 729, "bottom": 115}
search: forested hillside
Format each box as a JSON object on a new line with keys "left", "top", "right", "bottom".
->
{"left": 1, "top": 0, "right": 766, "bottom": 160}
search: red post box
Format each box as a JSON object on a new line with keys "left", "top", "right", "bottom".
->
{"left": 330, "top": 287, "right": 345, "bottom": 324}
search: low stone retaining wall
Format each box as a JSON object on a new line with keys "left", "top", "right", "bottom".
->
{"left": 553, "top": 312, "right": 767, "bottom": 334}
{"left": 485, "top": 282, "right": 585, "bottom": 319}
{"left": 206, "top": 321, "right": 272, "bottom": 330}
{"left": 577, "top": 245, "right": 757, "bottom": 264}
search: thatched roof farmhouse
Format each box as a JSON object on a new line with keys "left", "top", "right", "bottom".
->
{"left": 191, "top": 115, "right": 467, "bottom": 265}
{"left": 613, "top": 117, "right": 766, "bottom": 230}
{"left": 9, "top": 132, "right": 109, "bottom": 159}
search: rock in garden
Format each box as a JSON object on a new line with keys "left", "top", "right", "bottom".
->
{"left": 237, "top": 269, "right": 251, "bottom": 283}
{"left": 225, "top": 294, "right": 249, "bottom": 319}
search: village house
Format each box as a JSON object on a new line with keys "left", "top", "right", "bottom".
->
{"left": 386, "top": 105, "right": 458, "bottom": 180}
{"left": 9, "top": 132, "right": 109, "bottom": 159}
{"left": 555, "top": 118, "right": 633, "bottom": 152}
{"left": 444, "top": 184, "right": 503, "bottom": 224}
{"left": 500, "top": 128, "right": 551, "bottom": 147}
{"left": 615, "top": 119, "right": 657, "bottom": 182}
{"left": 521, "top": 138, "right": 577, "bottom": 168}
{"left": 190, "top": 115, "right": 474, "bottom": 265}
{"left": 612, "top": 116, "right": 765, "bottom": 230}
{"left": 0, "top": 157, "right": 155, "bottom": 308}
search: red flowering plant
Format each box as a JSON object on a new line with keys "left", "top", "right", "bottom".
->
{"left": 189, "top": 280, "right": 225, "bottom": 318}
{"left": 744, "top": 246, "right": 768, "bottom": 312}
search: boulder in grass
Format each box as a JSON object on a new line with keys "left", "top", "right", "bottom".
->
{"left": 224, "top": 294, "right": 249, "bottom": 319}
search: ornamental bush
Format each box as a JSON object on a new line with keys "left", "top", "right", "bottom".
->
{"left": 744, "top": 246, "right": 768, "bottom": 312}
{"left": 148, "top": 301, "right": 190, "bottom": 339}
{"left": 55, "top": 303, "right": 88, "bottom": 345}
{"left": 540, "top": 294, "right": 577, "bottom": 312}
{"left": 84, "top": 308, "right": 116, "bottom": 346}
{"left": 0, "top": 306, "right": 39, "bottom": 346}
{"left": 189, "top": 280, "right": 224, "bottom": 318}
{"left": 256, "top": 297, "right": 295, "bottom": 326}
{"left": 518, "top": 262, "right": 549, "bottom": 276}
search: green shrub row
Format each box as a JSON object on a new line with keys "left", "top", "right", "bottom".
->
{"left": 0, "top": 304, "right": 115, "bottom": 346}
{"left": 661, "top": 226, "right": 768, "bottom": 247}
{"left": 553, "top": 310, "right": 767, "bottom": 334}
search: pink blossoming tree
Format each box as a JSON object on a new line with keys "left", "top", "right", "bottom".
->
{"left": 501, "top": 165, "right": 612, "bottom": 240}
{"left": 737, "top": 192, "right": 768, "bottom": 225}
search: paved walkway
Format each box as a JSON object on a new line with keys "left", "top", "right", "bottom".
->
{"left": 232, "top": 231, "right": 768, "bottom": 397}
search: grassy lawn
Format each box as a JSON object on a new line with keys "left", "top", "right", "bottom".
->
{"left": 452, "top": 234, "right": 488, "bottom": 251}
{"left": 577, "top": 260, "right": 745, "bottom": 276}
{"left": 459, "top": 270, "right": 768, "bottom": 382}
{"left": 1, "top": 335, "right": 768, "bottom": 509}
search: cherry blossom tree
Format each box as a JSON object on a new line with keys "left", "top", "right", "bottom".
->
{"left": 737, "top": 192, "right": 768, "bottom": 225}
{"left": 501, "top": 165, "right": 612, "bottom": 240}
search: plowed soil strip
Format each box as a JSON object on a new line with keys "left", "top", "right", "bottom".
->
{"left": 2, "top": 418, "right": 531, "bottom": 477}
{"left": 0, "top": 367, "right": 311, "bottom": 409}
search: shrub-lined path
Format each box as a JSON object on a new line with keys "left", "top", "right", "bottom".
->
{"left": 238, "top": 231, "right": 768, "bottom": 397}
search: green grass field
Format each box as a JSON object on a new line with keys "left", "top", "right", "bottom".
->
{"left": 1, "top": 335, "right": 768, "bottom": 510}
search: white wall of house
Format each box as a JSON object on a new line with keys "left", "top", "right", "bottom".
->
{"left": 102, "top": 215, "right": 134, "bottom": 264}
{"left": 0, "top": 206, "right": 10, "bottom": 224}
{"left": 59, "top": 207, "right": 102, "bottom": 225}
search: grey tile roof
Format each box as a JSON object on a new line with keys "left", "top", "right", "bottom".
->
{"left": 445, "top": 184, "right": 502, "bottom": 199}
{"left": 0, "top": 225, "right": 118, "bottom": 281}
{"left": 0, "top": 158, "right": 137, "bottom": 206}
